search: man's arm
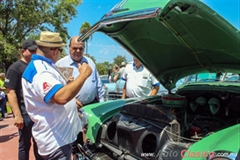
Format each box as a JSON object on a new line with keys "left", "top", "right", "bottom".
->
{"left": 113, "top": 73, "right": 120, "bottom": 83}
{"left": 150, "top": 86, "right": 160, "bottom": 96}
{"left": 121, "top": 82, "right": 127, "bottom": 99}
{"left": 51, "top": 63, "right": 92, "bottom": 104}
{"left": 6, "top": 88, "right": 24, "bottom": 129}
{"left": 95, "top": 71, "right": 105, "bottom": 102}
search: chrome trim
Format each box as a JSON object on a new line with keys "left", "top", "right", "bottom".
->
{"left": 78, "top": 7, "right": 161, "bottom": 42}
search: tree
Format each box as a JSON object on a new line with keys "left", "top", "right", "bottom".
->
{"left": 0, "top": 0, "right": 82, "bottom": 71}
{"left": 96, "top": 63, "right": 107, "bottom": 75}
{"left": 79, "top": 22, "right": 91, "bottom": 55}
{"left": 113, "top": 55, "right": 127, "bottom": 66}
{"left": 88, "top": 55, "right": 96, "bottom": 64}
{"left": 96, "top": 61, "right": 112, "bottom": 75}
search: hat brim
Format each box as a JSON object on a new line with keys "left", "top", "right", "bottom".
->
{"left": 27, "top": 44, "right": 38, "bottom": 50}
{"left": 36, "top": 40, "right": 66, "bottom": 48}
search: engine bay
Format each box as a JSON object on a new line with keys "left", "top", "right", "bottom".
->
{"left": 175, "top": 87, "right": 240, "bottom": 140}
{"left": 79, "top": 86, "right": 240, "bottom": 160}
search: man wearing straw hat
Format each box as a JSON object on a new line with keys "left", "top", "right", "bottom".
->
{"left": 22, "top": 31, "right": 92, "bottom": 160}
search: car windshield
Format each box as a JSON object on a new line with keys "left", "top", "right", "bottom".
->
{"left": 183, "top": 73, "right": 240, "bottom": 84}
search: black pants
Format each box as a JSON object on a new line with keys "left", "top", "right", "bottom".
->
{"left": 18, "top": 114, "right": 43, "bottom": 160}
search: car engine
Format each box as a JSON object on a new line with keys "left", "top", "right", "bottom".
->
{"left": 175, "top": 87, "right": 240, "bottom": 140}
{"left": 77, "top": 86, "right": 240, "bottom": 160}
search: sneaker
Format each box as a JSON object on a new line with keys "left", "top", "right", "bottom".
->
{"left": 4, "top": 113, "right": 8, "bottom": 118}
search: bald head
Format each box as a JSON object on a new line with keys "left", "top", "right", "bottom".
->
{"left": 69, "top": 36, "right": 85, "bottom": 62}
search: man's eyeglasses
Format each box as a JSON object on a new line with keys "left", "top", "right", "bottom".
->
{"left": 72, "top": 47, "right": 84, "bottom": 51}
{"left": 51, "top": 48, "right": 63, "bottom": 53}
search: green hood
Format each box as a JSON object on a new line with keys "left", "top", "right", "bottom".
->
{"left": 78, "top": 0, "right": 240, "bottom": 90}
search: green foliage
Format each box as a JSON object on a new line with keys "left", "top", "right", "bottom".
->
{"left": 83, "top": 54, "right": 95, "bottom": 63}
{"left": 80, "top": 22, "right": 91, "bottom": 35}
{"left": 96, "top": 61, "right": 112, "bottom": 75}
{"left": 80, "top": 22, "right": 91, "bottom": 54}
{"left": 113, "top": 55, "right": 127, "bottom": 66}
{"left": 0, "top": 0, "right": 82, "bottom": 71}
{"left": 60, "top": 50, "right": 68, "bottom": 59}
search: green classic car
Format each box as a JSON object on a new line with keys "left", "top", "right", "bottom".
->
{"left": 76, "top": 0, "right": 240, "bottom": 159}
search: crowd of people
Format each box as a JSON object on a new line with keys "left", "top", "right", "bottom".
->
{"left": 1, "top": 30, "right": 160, "bottom": 160}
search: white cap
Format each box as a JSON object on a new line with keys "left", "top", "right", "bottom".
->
{"left": 121, "top": 62, "right": 126, "bottom": 66}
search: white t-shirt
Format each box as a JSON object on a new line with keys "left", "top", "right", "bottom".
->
{"left": 122, "top": 63, "right": 159, "bottom": 98}
{"left": 118, "top": 67, "right": 125, "bottom": 78}
{"left": 22, "top": 54, "right": 81, "bottom": 156}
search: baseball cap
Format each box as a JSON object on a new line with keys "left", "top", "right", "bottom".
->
{"left": 22, "top": 39, "right": 38, "bottom": 50}
{"left": 121, "top": 62, "right": 126, "bottom": 66}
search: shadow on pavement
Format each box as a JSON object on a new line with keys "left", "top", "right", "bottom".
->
{"left": 0, "top": 132, "right": 18, "bottom": 143}
{"left": 0, "top": 124, "right": 9, "bottom": 130}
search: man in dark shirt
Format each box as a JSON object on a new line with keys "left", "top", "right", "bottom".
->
{"left": 4, "top": 39, "right": 43, "bottom": 160}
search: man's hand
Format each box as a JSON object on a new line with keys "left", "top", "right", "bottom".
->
{"left": 78, "top": 63, "right": 92, "bottom": 79}
{"left": 75, "top": 98, "right": 83, "bottom": 110}
{"left": 0, "top": 87, "right": 6, "bottom": 91}
{"left": 14, "top": 115, "right": 24, "bottom": 129}
{"left": 67, "top": 76, "right": 74, "bottom": 84}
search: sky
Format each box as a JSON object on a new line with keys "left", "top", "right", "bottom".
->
{"left": 64, "top": 0, "right": 240, "bottom": 63}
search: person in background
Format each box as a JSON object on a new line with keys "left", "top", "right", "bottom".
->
{"left": 56, "top": 36, "right": 105, "bottom": 160}
{"left": 110, "top": 64, "right": 120, "bottom": 83}
{"left": 0, "top": 90, "right": 6, "bottom": 121}
{"left": 108, "top": 68, "right": 113, "bottom": 83}
{"left": 0, "top": 73, "right": 6, "bottom": 90}
{"left": 0, "top": 73, "right": 7, "bottom": 118}
{"left": 122, "top": 57, "right": 160, "bottom": 99}
{"left": 118, "top": 61, "right": 126, "bottom": 78}
{"left": 21, "top": 31, "right": 92, "bottom": 160}
{"left": 4, "top": 39, "right": 43, "bottom": 160}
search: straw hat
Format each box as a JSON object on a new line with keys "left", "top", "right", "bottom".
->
{"left": 36, "top": 31, "right": 66, "bottom": 47}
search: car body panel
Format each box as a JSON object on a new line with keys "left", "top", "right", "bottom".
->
{"left": 84, "top": 96, "right": 160, "bottom": 143}
{"left": 100, "top": 75, "right": 110, "bottom": 84}
{"left": 79, "top": 0, "right": 240, "bottom": 90}
{"left": 182, "top": 124, "right": 240, "bottom": 160}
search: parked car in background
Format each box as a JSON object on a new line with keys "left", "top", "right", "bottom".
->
{"left": 76, "top": 0, "right": 240, "bottom": 159}
{"left": 225, "top": 74, "right": 240, "bottom": 82}
{"left": 100, "top": 75, "right": 110, "bottom": 85}
{"left": 104, "top": 77, "right": 185, "bottom": 101}
{"left": 103, "top": 79, "right": 125, "bottom": 100}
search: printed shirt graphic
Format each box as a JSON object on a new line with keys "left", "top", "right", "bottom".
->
{"left": 43, "top": 82, "right": 52, "bottom": 92}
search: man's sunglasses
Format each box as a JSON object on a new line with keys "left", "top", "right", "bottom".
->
{"left": 51, "top": 48, "right": 63, "bottom": 53}
{"left": 72, "top": 47, "right": 84, "bottom": 51}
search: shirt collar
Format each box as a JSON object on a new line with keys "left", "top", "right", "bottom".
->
{"left": 32, "top": 54, "right": 54, "bottom": 65}
{"left": 69, "top": 56, "right": 89, "bottom": 68}
{"left": 133, "top": 63, "right": 144, "bottom": 72}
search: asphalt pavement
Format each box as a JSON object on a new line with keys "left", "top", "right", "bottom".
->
{"left": 0, "top": 113, "right": 35, "bottom": 160}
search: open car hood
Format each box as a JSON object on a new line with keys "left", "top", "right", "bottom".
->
{"left": 78, "top": 0, "right": 240, "bottom": 90}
